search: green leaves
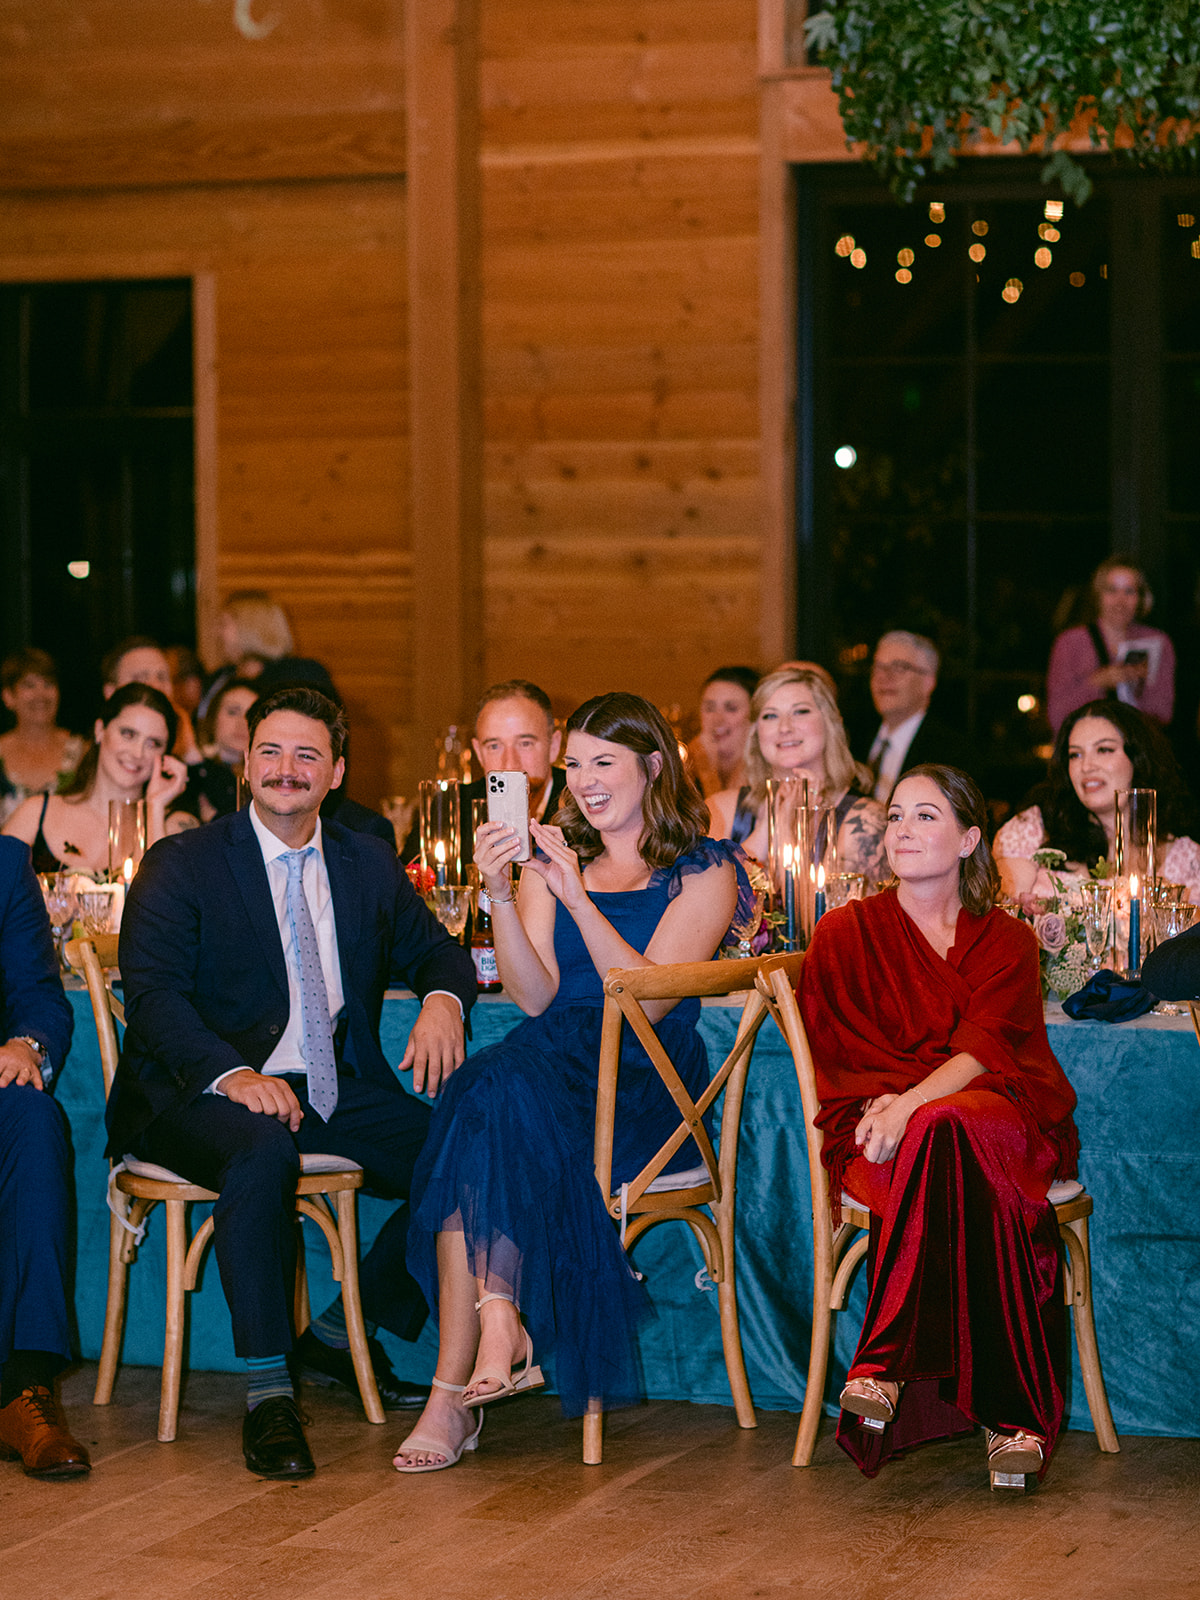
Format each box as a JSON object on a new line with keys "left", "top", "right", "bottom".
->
{"left": 806, "top": 0, "right": 1200, "bottom": 203}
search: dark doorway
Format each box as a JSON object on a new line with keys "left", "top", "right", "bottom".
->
{"left": 0, "top": 279, "right": 195, "bottom": 731}
{"left": 796, "top": 162, "right": 1200, "bottom": 806}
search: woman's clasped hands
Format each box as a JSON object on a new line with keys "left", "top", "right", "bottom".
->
{"left": 855, "top": 1091, "right": 923, "bottom": 1164}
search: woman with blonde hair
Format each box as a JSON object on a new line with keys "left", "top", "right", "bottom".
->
{"left": 708, "top": 666, "right": 887, "bottom": 884}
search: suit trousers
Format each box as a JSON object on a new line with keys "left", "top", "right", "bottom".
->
{"left": 130, "top": 1070, "right": 432, "bottom": 1358}
{"left": 0, "top": 1083, "right": 73, "bottom": 1365}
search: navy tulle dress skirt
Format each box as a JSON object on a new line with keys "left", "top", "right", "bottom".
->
{"left": 408, "top": 840, "right": 739, "bottom": 1417}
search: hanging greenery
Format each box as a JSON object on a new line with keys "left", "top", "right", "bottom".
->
{"left": 804, "top": 1, "right": 1200, "bottom": 205}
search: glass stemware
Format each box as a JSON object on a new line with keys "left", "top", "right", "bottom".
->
{"left": 1077, "top": 880, "right": 1115, "bottom": 972}
{"left": 429, "top": 885, "right": 472, "bottom": 943}
{"left": 1149, "top": 901, "right": 1199, "bottom": 1015}
{"left": 76, "top": 888, "right": 117, "bottom": 939}
{"left": 38, "top": 870, "right": 78, "bottom": 969}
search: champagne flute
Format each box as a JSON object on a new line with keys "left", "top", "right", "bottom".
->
{"left": 39, "top": 870, "right": 78, "bottom": 969}
{"left": 1077, "top": 881, "right": 1114, "bottom": 973}
{"left": 1149, "top": 901, "right": 1199, "bottom": 1015}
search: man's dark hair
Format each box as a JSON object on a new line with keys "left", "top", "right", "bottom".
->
{"left": 101, "top": 634, "right": 165, "bottom": 687}
{"left": 701, "top": 665, "right": 759, "bottom": 698}
{"left": 475, "top": 678, "right": 554, "bottom": 728}
{"left": 247, "top": 685, "right": 348, "bottom": 761}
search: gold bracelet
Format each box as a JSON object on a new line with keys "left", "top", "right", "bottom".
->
{"left": 487, "top": 886, "right": 516, "bottom": 905}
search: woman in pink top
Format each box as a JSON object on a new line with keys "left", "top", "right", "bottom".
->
{"left": 1046, "top": 557, "right": 1174, "bottom": 732}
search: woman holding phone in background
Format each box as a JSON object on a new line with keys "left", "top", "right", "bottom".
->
{"left": 395, "top": 692, "right": 752, "bottom": 1472}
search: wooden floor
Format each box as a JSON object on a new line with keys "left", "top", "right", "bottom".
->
{"left": 2, "top": 1365, "right": 1197, "bottom": 1600}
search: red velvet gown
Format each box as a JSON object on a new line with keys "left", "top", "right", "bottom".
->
{"left": 798, "top": 888, "right": 1079, "bottom": 1477}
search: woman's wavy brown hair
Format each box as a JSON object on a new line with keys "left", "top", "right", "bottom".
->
{"left": 555, "top": 692, "right": 709, "bottom": 869}
{"left": 889, "top": 763, "right": 999, "bottom": 917}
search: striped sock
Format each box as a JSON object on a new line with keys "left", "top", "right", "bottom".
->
{"left": 309, "top": 1296, "right": 377, "bottom": 1352}
{"left": 245, "top": 1354, "right": 293, "bottom": 1411}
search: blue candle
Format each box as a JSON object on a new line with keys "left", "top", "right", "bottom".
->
{"left": 814, "top": 865, "right": 827, "bottom": 925}
{"left": 1128, "top": 874, "right": 1140, "bottom": 975}
{"left": 784, "top": 849, "right": 796, "bottom": 949}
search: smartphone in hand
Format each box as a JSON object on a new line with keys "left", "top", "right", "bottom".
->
{"left": 486, "top": 771, "right": 531, "bottom": 862}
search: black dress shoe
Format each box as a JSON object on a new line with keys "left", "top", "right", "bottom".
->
{"left": 295, "top": 1328, "right": 430, "bottom": 1411}
{"left": 242, "top": 1396, "right": 315, "bottom": 1480}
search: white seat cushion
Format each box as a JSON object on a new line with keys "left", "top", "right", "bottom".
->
{"left": 118, "top": 1152, "right": 362, "bottom": 1184}
{"left": 643, "top": 1163, "right": 710, "bottom": 1193}
{"left": 1048, "top": 1178, "right": 1084, "bottom": 1205}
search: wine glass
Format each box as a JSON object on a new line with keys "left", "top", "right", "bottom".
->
{"left": 429, "top": 885, "right": 472, "bottom": 943}
{"left": 76, "top": 888, "right": 116, "bottom": 939}
{"left": 1149, "top": 901, "right": 1199, "bottom": 1015}
{"left": 38, "top": 871, "right": 78, "bottom": 969}
{"left": 1077, "top": 881, "right": 1114, "bottom": 973}
{"left": 826, "top": 872, "right": 866, "bottom": 910}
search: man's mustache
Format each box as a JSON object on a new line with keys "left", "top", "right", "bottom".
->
{"left": 263, "top": 776, "right": 311, "bottom": 790}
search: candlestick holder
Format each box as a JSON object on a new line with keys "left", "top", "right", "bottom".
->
{"left": 108, "top": 798, "right": 146, "bottom": 887}
{"left": 419, "top": 778, "right": 462, "bottom": 886}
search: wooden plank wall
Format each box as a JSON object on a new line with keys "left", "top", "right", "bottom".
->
{"left": 479, "top": 1, "right": 765, "bottom": 720}
{"left": 0, "top": 2, "right": 410, "bottom": 807}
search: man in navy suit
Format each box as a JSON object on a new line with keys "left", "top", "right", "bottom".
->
{"left": 111, "top": 687, "right": 476, "bottom": 1478}
{"left": 0, "top": 837, "right": 87, "bottom": 1479}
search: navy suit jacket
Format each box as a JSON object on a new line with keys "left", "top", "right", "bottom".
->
{"left": 108, "top": 807, "right": 476, "bottom": 1154}
{"left": 1142, "top": 922, "right": 1200, "bottom": 1001}
{"left": 0, "top": 836, "right": 73, "bottom": 1089}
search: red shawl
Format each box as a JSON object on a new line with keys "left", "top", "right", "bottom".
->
{"left": 798, "top": 888, "right": 1079, "bottom": 1205}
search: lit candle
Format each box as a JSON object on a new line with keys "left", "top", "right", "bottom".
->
{"left": 1128, "top": 872, "right": 1140, "bottom": 975}
{"left": 783, "top": 843, "right": 796, "bottom": 949}
{"left": 123, "top": 856, "right": 134, "bottom": 887}
{"left": 434, "top": 839, "right": 448, "bottom": 889}
{"left": 814, "top": 862, "right": 827, "bottom": 925}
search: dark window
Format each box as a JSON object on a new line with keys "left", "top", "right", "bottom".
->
{"left": 796, "top": 163, "right": 1200, "bottom": 805}
{"left": 0, "top": 280, "right": 194, "bottom": 729}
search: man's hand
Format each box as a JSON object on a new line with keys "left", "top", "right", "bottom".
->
{"left": 218, "top": 1068, "right": 304, "bottom": 1131}
{"left": 0, "top": 1038, "right": 44, "bottom": 1091}
{"left": 399, "top": 993, "right": 465, "bottom": 1097}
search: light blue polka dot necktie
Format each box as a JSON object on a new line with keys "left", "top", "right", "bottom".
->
{"left": 282, "top": 848, "right": 338, "bottom": 1122}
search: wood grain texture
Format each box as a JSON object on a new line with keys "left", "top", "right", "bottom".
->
{"left": 480, "top": 1, "right": 766, "bottom": 712}
{"left": 1, "top": 1365, "right": 1194, "bottom": 1600}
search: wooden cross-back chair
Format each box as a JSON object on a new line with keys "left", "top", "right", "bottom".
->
{"left": 584, "top": 949, "right": 804, "bottom": 1465}
{"left": 756, "top": 959, "right": 1120, "bottom": 1467}
{"left": 65, "top": 933, "right": 384, "bottom": 1442}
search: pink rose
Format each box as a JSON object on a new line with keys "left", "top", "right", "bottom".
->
{"left": 1034, "top": 912, "right": 1068, "bottom": 955}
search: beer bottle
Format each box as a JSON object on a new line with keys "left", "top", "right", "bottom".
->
{"left": 471, "top": 888, "right": 502, "bottom": 993}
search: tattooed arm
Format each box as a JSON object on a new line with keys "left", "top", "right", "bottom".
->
{"left": 837, "top": 796, "right": 889, "bottom": 887}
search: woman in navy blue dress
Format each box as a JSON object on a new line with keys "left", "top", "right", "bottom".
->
{"left": 396, "top": 693, "right": 744, "bottom": 1471}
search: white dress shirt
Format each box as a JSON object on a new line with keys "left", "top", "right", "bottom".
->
{"left": 869, "top": 711, "right": 926, "bottom": 803}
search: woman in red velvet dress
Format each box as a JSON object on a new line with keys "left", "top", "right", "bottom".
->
{"left": 799, "top": 764, "right": 1079, "bottom": 1486}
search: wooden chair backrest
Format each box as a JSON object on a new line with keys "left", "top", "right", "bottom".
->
{"left": 1189, "top": 1001, "right": 1200, "bottom": 1053}
{"left": 594, "top": 950, "right": 804, "bottom": 1215}
{"left": 755, "top": 958, "right": 832, "bottom": 1228}
{"left": 64, "top": 934, "right": 123, "bottom": 1097}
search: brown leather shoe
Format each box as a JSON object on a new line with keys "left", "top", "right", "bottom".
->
{"left": 0, "top": 1386, "right": 91, "bottom": 1479}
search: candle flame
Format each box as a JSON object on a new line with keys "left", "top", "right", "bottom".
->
{"left": 123, "top": 857, "right": 134, "bottom": 886}
{"left": 816, "top": 864, "right": 826, "bottom": 890}
{"left": 781, "top": 842, "right": 793, "bottom": 869}
{"left": 434, "top": 840, "right": 446, "bottom": 864}
{"left": 1130, "top": 873, "right": 1139, "bottom": 897}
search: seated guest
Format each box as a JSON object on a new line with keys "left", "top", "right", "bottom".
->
{"left": 994, "top": 701, "right": 1200, "bottom": 903}
{"left": 0, "top": 650, "right": 85, "bottom": 826}
{"left": 3, "top": 684, "right": 190, "bottom": 877}
{"left": 402, "top": 679, "right": 566, "bottom": 866}
{"left": 862, "top": 632, "right": 976, "bottom": 803}
{"left": 395, "top": 693, "right": 748, "bottom": 1472}
{"left": 197, "top": 590, "right": 297, "bottom": 719}
{"left": 1142, "top": 918, "right": 1200, "bottom": 999}
{"left": 111, "top": 687, "right": 476, "bottom": 1479}
{"left": 165, "top": 645, "right": 206, "bottom": 718}
{"left": 707, "top": 666, "right": 887, "bottom": 885}
{"left": 187, "top": 678, "right": 259, "bottom": 822}
{"left": 799, "top": 765, "right": 1080, "bottom": 1486}
{"left": 1047, "top": 556, "right": 1174, "bottom": 732}
{"left": 0, "top": 836, "right": 86, "bottom": 1479}
{"left": 686, "top": 665, "right": 758, "bottom": 798}
{"left": 102, "top": 635, "right": 200, "bottom": 763}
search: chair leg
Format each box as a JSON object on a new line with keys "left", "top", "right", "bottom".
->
{"left": 583, "top": 1402, "right": 603, "bottom": 1465}
{"left": 335, "top": 1189, "right": 385, "bottom": 1426}
{"left": 94, "top": 1207, "right": 132, "bottom": 1406}
{"left": 158, "top": 1199, "right": 189, "bottom": 1443}
{"left": 716, "top": 1278, "right": 756, "bottom": 1430}
{"left": 294, "top": 1222, "right": 311, "bottom": 1337}
{"left": 1062, "top": 1216, "right": 1120, "bottom": 1454}
{"left": 793, "top": 1296, "right": 834, "bottom": 1468}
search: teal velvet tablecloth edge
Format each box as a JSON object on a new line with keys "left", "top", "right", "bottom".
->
{"left": 55, "top": 989, "right": 1200, "bottom": 1438}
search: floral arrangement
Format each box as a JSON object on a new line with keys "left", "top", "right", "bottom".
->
{"left": 720, "top": 855, "right": 773, "bottom": 958}
{"left": 1012, "top": 848, "right": 1098, "bottom": 999}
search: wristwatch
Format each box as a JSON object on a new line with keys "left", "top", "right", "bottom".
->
{"left": 12, "top": 1035, "right": 47, "bottom": 1067}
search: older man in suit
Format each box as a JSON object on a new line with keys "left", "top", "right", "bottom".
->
{"left": 111, "top": 687, "right": 475, "bottom": 1479}
{"left": 863, "top": 631, "right": 978, "bottom": 800}
{"left": 0, "top": 836, "right": 85, "bottom": 1479}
